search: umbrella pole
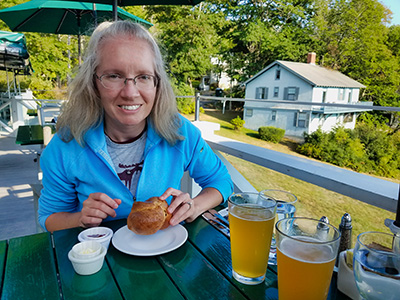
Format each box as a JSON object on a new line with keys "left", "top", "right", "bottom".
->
{"left": 77, "top": 14, "right": 82, "bottom": 65}
{"left": 113, "top": 0, "right": 118, "bottom": 21}
{"left": 78, "top": 34, "right": 81, "bottom": 65}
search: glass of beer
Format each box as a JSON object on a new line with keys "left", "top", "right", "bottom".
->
{"left": 259, "top": 189, "right": 298, "bottom": 265}
{"left": 275, "top": 217, "right": 341, "bottom": 300}
{"left": 228, "top": 192, "right": 277, "bottom": 285}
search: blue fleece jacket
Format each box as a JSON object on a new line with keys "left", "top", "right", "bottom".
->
{"left": 38, "top": 115, "right": 233, "bottom": 231}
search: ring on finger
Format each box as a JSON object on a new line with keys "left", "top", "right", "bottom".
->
{"left": 184, "top": 201, "right": 193, "bottom": 210}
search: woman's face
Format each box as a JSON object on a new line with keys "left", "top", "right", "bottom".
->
{"left": 95, "top": 36, "right": 157, "bottom": 138}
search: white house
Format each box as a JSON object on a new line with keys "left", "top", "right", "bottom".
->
{"left": 243, "top": 53, "right": 372, "bottom": 140}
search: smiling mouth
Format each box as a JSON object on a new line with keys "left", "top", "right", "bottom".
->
{"left": 119, "top": 104, "right": 141, "bottom": 111}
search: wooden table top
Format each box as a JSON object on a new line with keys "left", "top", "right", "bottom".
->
{"left": 0, "top": 217, "right": 350, "bottom": 300}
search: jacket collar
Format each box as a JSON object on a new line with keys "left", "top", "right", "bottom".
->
{"left": 84, "top": 118, "right": 162, "bottom": 154}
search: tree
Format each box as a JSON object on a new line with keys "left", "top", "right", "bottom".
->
{"left": 210, "top": 0, "right": 317, "bottom": 83}
{"left": 312, "top": 0, "right": 400, "bottom": 129}
{"left": 0, "top": 0, "right": 80, "bottom": 98}
{"left": 144, "top": 5, "right": 222, "bottom": 94}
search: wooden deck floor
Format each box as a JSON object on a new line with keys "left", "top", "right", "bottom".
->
{"left": 0, "top": 133, "right": 42, "bottom": 240}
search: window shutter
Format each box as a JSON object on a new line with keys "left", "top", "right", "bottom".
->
{"left": 305, "top": 113, "right": 309, "bottom": 127}
{"left": 293, "top": 112, "right": 298, "bottom": 127}
{"left": 295, "top": 87, "right": 299, "bottom": 100}
{"left": 284, "top": 88, "right": 288, "bottom": 100}
{"left": 264, "top": 88, "right": 269, "bottom": 99}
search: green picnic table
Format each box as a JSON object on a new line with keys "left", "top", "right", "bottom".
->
{"left": 0, "top": 218, "right": 350, "bottom": 299}
{"left": 15, "top": 125, "right": 55, "bottom": 145}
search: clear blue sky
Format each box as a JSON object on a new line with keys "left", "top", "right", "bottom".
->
{"left": 380, "top": 0, "right": 400, "bottom": 25}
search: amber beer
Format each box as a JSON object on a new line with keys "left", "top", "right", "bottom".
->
{"left": 228, "top": 193, "right": 276, "bottom": 285}
{"left": 275, "top": 218, "right": 341, "bottom": 300}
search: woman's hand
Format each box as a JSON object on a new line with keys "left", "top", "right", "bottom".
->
{"left": 79, "top": 192, "right": 122, "bottom": 228}
{"left": 159, "top": 188, "right": 197, "bottom": 226}
{"left": 159, "top": 187, "right": 223, "bottom": 226}
{"left": 45, "top": 192, "right": 121, "bottom": 232}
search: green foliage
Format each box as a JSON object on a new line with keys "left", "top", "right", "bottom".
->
{"left": 313, "top": 0, "right": 400, "bottom": 128}
{"left": 1, "top": 0, "right": 400, "bottom": 120}
{"left": 258, "top": 126, "right": 285, "bottom": 143}
{"left": 146, "top": 5, "right": 220, "bottom": 88}
{"left": 176, "top": 97, "right": 204, "bottom": 115}
{"left": 297, "top": 124, "right": 400, "bottom": 178}
{"left": 230, "top": 116, "right": 245, "bottom": 130}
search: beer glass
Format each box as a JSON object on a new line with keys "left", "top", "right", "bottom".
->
{"left": 353, "top": 231, "right": 400, "bottom": 300}
{"left": 259, "top": 189, "right": 297, "bottom": 265}
{"left": 228, "top": 192, "right": 277, "bottom": 285}
{"left": 275, "top": 217, "right": 340, "bottom": 300}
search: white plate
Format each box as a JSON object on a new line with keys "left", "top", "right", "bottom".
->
{"left": 111, "top": 225, "right": 188, "bottom": 256}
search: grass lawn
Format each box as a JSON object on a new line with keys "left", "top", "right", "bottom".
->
{"left": 184, "top": 109, "right": 397, "bottom": 247}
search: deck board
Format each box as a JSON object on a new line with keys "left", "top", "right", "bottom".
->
{"left": 0, "top": 134, "right": 42, "bottom": 240}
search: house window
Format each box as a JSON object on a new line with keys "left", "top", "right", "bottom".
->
{"left": 322, "top": 90, "right": 327, "bottom": 103}
{"left": 256, "top": 87, "right": 268, "bottom": 99}
{"left": 339, "top": 88, "right": 345, "bottom": 100}
{"left": 275, "top": 69, "right": 280, "bottom": 80}
{"left": 271, "top": 110, "right": 276, "bottom": 121}
{"left": 294, "top": 112, "right": 309, "bottom": 128}
{"left": 245, "top": 109, "right": 253, "bottom": 117}
{"left": 273, "top": 87, "right": 279, "bottom": 97}
{"left": 284, "top": 87, "right": 299, "bottom": 100}
{"left": 348, "top": 90, "right": 353, "bottom": 103}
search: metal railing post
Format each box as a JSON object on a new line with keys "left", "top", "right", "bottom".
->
{"left": 195, "top": 93, "right": 200, "bottom": 121}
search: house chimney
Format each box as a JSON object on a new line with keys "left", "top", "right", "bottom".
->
{"left": 307, "top": 52, "right": 316, "bottom": 65}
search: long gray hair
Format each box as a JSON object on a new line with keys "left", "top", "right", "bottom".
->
{"left": 57, "top": 20, "right": 182, "bottom": 146}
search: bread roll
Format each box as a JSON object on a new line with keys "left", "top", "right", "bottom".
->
{"left": 127, "top": 197, "right": 172, "bottom": 235}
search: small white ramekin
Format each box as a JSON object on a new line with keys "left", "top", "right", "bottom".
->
{"left": 68, "top": 243, "right": 107, "bottom": 276}
{"left": 78, "top": 227, "right": 113, "bottom": 250}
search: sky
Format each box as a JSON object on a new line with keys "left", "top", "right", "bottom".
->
{"left": 380, "top": 0, "right": 400, "bottom": 25}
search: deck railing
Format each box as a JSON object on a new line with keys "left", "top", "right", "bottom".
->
{"left": 182, "top": 94, "right": 400, "bottom": 234}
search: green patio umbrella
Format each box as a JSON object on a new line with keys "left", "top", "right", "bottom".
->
{"left": 59, "top": 0, "right": 204, "bottom": 20}
{"left": 0, "top": 31, "right": 32, "bottom": 74}
{"left": 0, "top": 0, "right": 153, "bottom": 63}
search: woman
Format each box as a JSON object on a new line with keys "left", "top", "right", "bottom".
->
{"left": 38, "top": 20, "right": 233, "bottom": 232}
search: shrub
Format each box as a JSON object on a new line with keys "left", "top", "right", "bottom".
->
{"left": 297, "top": 124, "right": 400, "bottom": 178}
{"left": 258, "top": 126, "right": 285, "bottom": 143}
{"left": 230, "top": 116, "right": 245, "bottom": 130}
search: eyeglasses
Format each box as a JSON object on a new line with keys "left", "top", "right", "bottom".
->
{"left": 95, "top": 73, "right": 158, "bottom": 90}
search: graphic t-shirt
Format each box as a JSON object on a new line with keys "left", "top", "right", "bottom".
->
{"left": 105, "top": 131, "right": 146, "bottom": 197}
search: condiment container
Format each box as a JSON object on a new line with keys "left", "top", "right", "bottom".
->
{"left": 68, "top": 241, "right": 107, "bottom": 276}
{"left": 71, "top": 240, "right": 102, "bottom": 259}
{"left": 337, "top": 249, "right": 361, "bottom": 300}
{"left": 78, "top": 227, "right": 113, "bottom": 250}
{"left": 338, "top": 213, "right": 352, "bottom": 253}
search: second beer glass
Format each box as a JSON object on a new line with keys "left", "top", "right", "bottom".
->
{"left": 228, "top": 192, "right": 277, "bottom": 285}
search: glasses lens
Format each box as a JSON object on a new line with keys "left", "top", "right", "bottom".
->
{"left": 100, "top": 74, "right": 124, "bottom": 90}
{"left": 135, "top": 75, "right": 156, "bottom": 89}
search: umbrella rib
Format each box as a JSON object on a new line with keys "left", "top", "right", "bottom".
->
{"left": 13, "top": 9, "right": 43, "bottom": 31}
{"left": 56, "top": 11, "right": 69, "bottom": 34}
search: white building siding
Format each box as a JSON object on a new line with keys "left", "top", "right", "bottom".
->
{"left": 243, "top": 61, "right": 367, "bottom": 139}
{"left": 245, "top": 65, "right": 313, "bottom": 101}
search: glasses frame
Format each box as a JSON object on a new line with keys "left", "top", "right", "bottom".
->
{"left": 95, "top": 73, "right": 158, "bottom": 90}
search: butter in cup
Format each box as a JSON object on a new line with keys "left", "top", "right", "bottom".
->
{"left": 68, "top": 241, "right": 107, "bottom": 276}
{"left": 71, "top": 241, "right": 102, "bottom": 260}
{"left": 78, "top": 227, "right": 113, "bottom": 250}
